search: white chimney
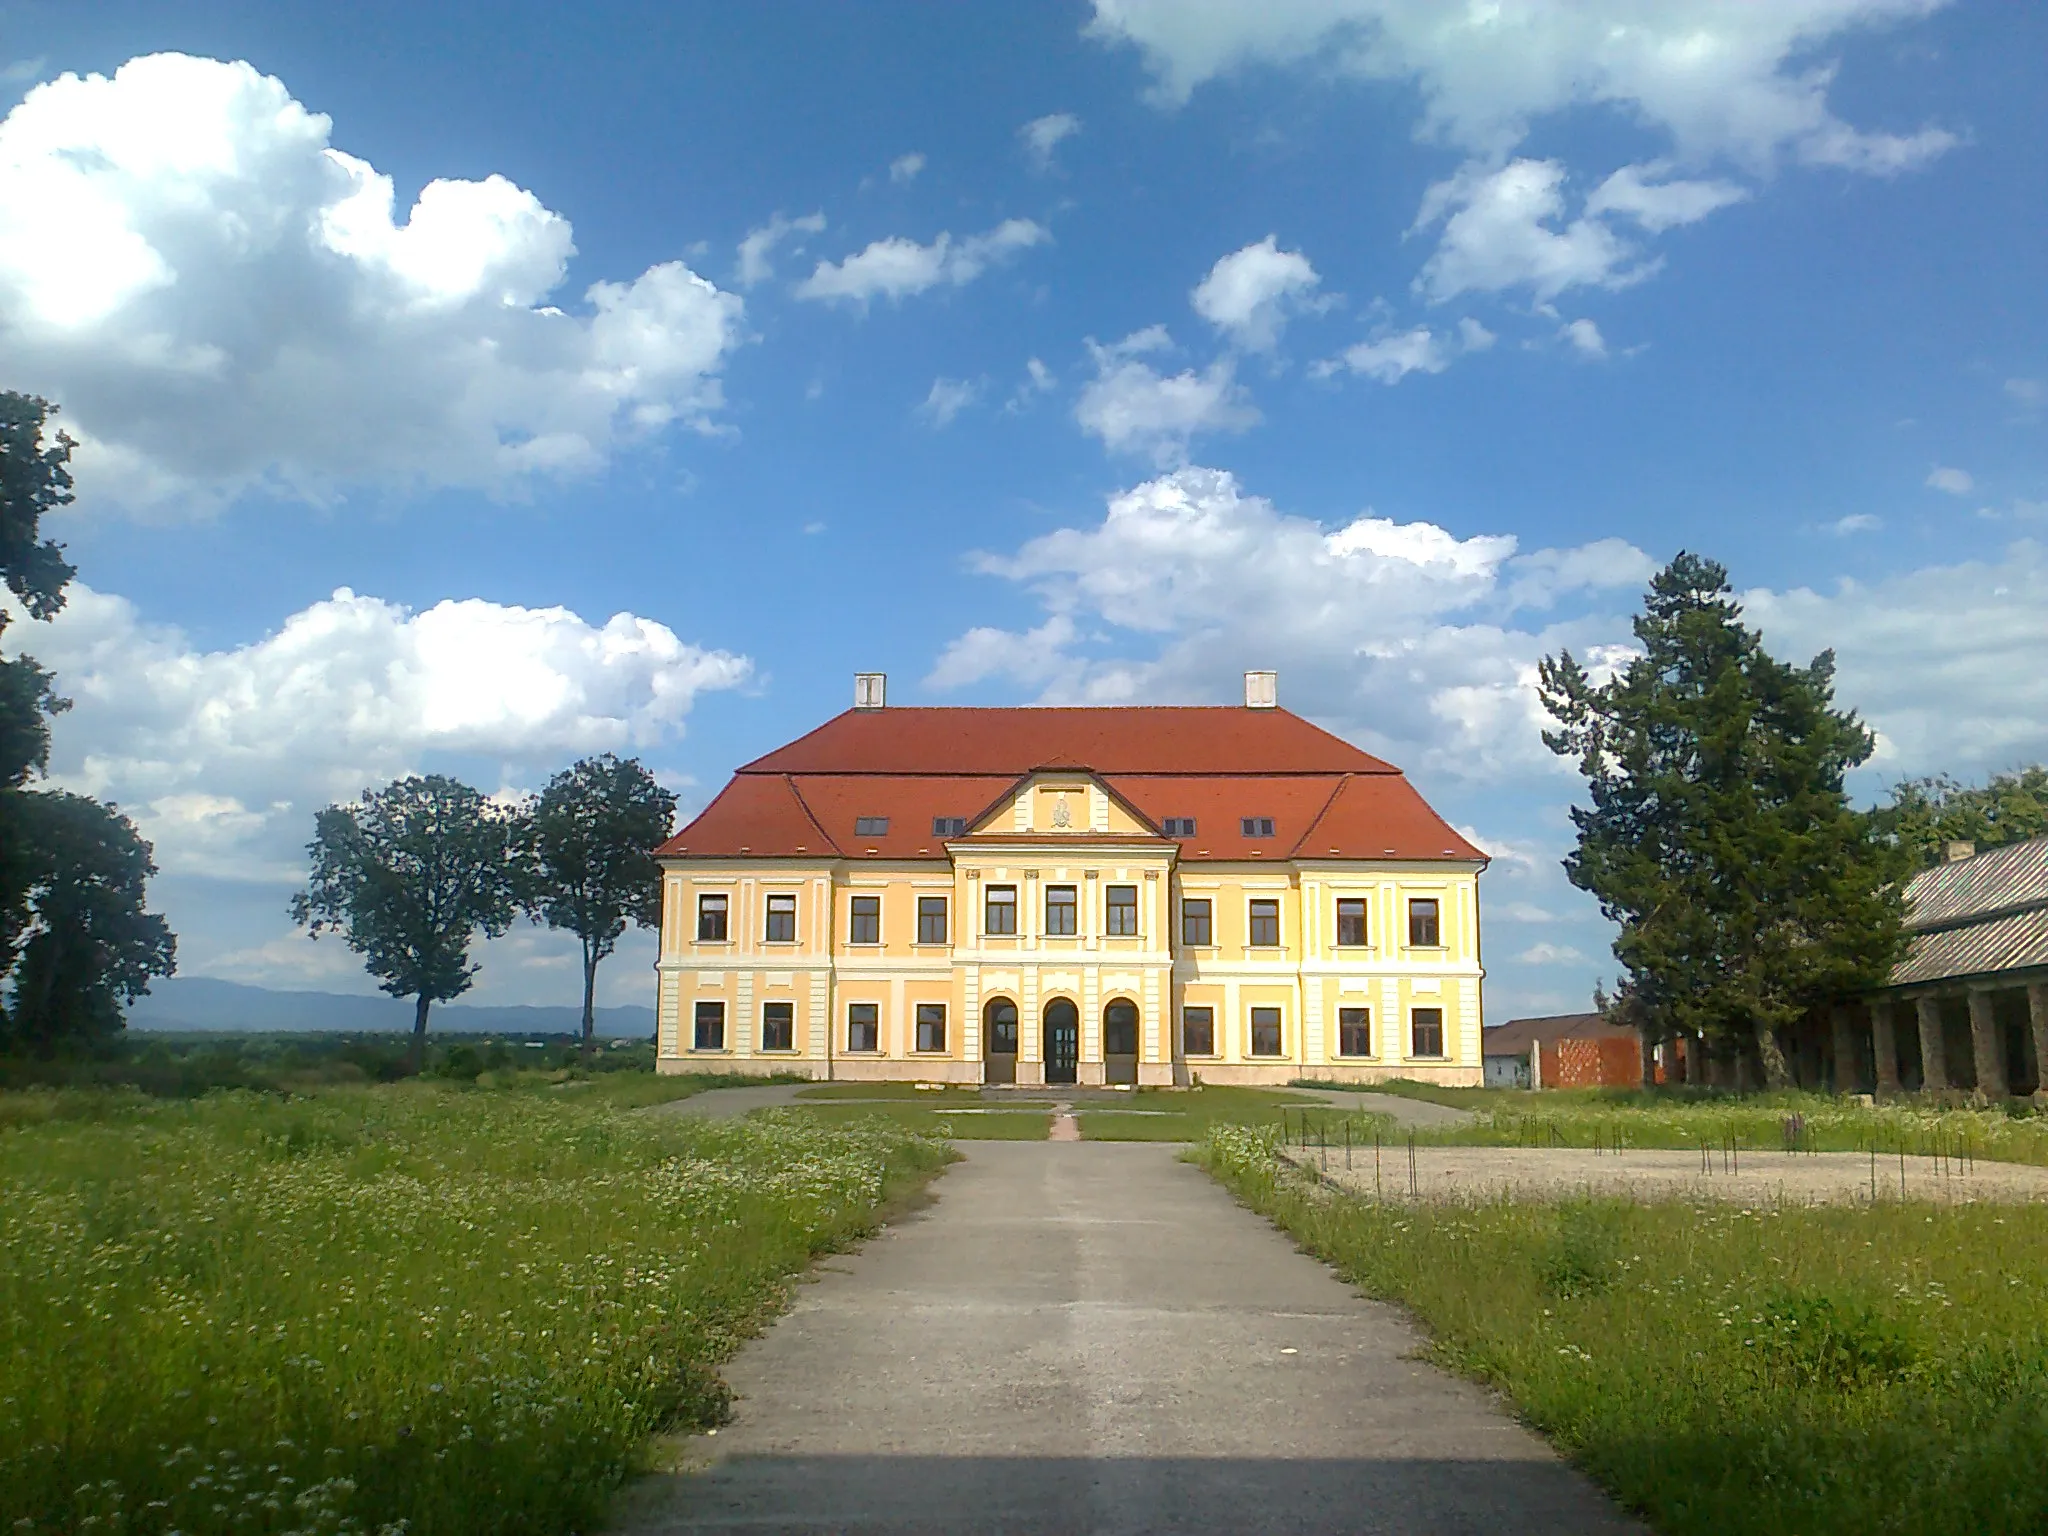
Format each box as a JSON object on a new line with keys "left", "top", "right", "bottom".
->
{"left": 854, "top": 673, "right": 887, "bottom": 710}
{"left": 1243, "top": 670, "right": 1278, "bottom": 709}
{"left": 1943, "top": 839, "right": 1976, "bottom": 863}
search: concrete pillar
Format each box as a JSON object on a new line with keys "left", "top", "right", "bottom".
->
{"left": 1969, "top": 988, "right": 2008, "bottom": 1099}
{"left": 2031, "top": 983, "right": 2048, "bottom": 1103}
{"left": 1915, "top": 994, "right": 1948, "bottom": 1093}
{"left": 1830, "top": 1004, "right": 1860, "bottom": 1095}
{"left": 1870, "top": 999, "right": 1901, "bottom": 1097}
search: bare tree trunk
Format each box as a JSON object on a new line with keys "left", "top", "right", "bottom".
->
{"left": 1754, "top": 1021, "right": 1793, "bottom": 1091}
{"left": 581, "top": 947, "right": 600, "bottom": 1059}
{"left": 1641, "top": 1032, "right": 1658, "bottom": 1089}
{"left": 409, "top": 994, "right": 432, "bottom": 1076}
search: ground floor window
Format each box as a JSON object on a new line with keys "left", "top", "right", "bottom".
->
{"left": 761, "top": 1002, "right": 794, "bottom": 1052}
{"left": 1250, "top": 1006, "right": 1283, "bottom": 1057}
{"left": 693, "top": 1001, "right": 725, "bottom": 1051}
{"left": 1411, "top": 1007, "right": 1445, "bottom": 1058}
{"left": 916, "top": 1003, "right": 947, "bottom": 1053}
{"left": 1338, "top": 1007, "right": 1371, "bottom": 1057}
{"left": 847, "top": 1003, "right": 879, "bottom": 1053}
{"left": 1182, "top": 1006, "right": 1215, "bottom": 1057}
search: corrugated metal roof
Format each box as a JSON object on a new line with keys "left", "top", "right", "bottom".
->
{"left": 1887, "top": 836, "right": 2048, "bottom": 988}
{"left": 1892, "top": 909, "right": 2048, "bottom": 987}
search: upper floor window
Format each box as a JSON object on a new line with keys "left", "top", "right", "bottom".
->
{"left": 1411, "top": 1007, "right": 1445, "bottom": 1058}
{"left": 1180, "top": 898, "right": 1212, "bottom": 947}
{"left": 1045, "top": 885, "right": 1078, "bottom": 936}
{"left": 1336, "top": 898, "right": 1368, "bottom": 947}
{"left": 849, "top": 895, "right": 881, "bottom": 945}
{"left": 984, "top": 884, "right": 1018, "bottom": 936}
{"left": 1105, "top": 885, "right": 1138, "bottom": 937}
{"left": 1339, "top": 1007, "right": 1372, "bottom": 1057}
{"left": 761, "top": 1002, "right": 795, "bottom": 1052}
{"left": 1248, "top": 898, "right": 1281, "bottom": 947}
{"left": 854, "top": 816, "right": 890, "bottom": 838}
{"left": 765, "top": 893, "right": 797, "bottom": 943}
{"left": 696, "top": 893, "right": 729, "bottom": 942}
{"left": 915, "top": 1002, "right": 948, "bottom": 1053}
{"left": 1408, "top": 898, "right": 1441, "bottom": 947}
{"left": 932, "top": 816, "right": 968, "bottom": 838}
{"left": 1241, "top": 816, "right": 1275, "bottom": 839}
{"left": 917, "top": 896, "right": 948, "bottom": 945}
{"left": 693, "top": 1001, "right": 725, "bottom": 1052}
{"left": 1250, "top": 1006, "right": 1283, "bottom": 1057}
{"left": 847, "top": 1002, "right": 879, "bottom": 1053}
{"left": 1161, "top": 816, "right": 1197, "bottom": 837}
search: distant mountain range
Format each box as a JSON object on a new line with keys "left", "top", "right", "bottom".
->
{"left": 127, "top": 977, "right": 656, "bottom": 1037}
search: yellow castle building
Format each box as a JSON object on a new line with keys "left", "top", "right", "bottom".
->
{"left": 653, "top": 673, "right": 1488, "bottom": 1086}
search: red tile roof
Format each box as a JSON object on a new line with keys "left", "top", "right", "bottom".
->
{"left": 659, "top": 707, "right": 1482, "bottom": 864}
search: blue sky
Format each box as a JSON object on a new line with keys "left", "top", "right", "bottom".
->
{"left": 3, "top": 1, "right": 2043, "bottom": 1019}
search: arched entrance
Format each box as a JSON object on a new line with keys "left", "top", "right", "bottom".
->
{"left": 1043, "top": 998, "right": 1079, "bottom": 1085}
{"left": 984, "top": 997, "right": 1019, "bottom": 1084}
{"left": 1103, "top": 999, "right": 1139, "bottom": 1086}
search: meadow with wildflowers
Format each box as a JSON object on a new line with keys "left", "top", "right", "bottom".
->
{"left": 0, "top": 1085, "right": 949, "bottom": 1535}
{"left": 1199, "top": 1123, "right": 2048, "bottom": 1536}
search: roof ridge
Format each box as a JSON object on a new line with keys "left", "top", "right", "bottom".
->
{"left": 1287, "top": 773, "right": 1353, "bottom": 858}
{"left": 782, "top": 774, "right": 844, "bottom": 856}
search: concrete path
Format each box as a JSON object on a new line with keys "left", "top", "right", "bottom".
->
{"left": 1292, "top": 1088, "right": 1477, "bottom": 1130}
{"left": 654, "top": 1084, "right": 814, "bottom": 1119}
{"left": 615, "top": 1141, "right": 1639, "bottom": 1535}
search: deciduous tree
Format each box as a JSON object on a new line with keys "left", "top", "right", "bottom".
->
{"left": 523, "top": 754, "right": 677, "bottom": 1056}
{"left": 292, "top": 775, "right": 522, "bottom": 1074}
{"left": 1540, "top": 552, "right": 1908, "bottom": 1089}
{"left": 1881, "top": 766, "right": 2048, "bottom": 867}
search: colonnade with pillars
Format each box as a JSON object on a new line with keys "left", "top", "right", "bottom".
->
{"left": 1834, "top": 979, "right": 2048, "bottom": 1099}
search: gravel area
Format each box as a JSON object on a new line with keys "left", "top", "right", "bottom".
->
{"left": 1288, "top": 1144, "right": 2048, "bottom": 1205}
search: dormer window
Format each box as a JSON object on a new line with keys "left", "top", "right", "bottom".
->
{"left": 1241, "top": 817, "right": 1275, "bottom": 838}
{"left": 854, "top": 816, "right": 890, "bottom": 837}
{"left": 1161, "top": 817, "right": 1197, "bottom": 836}
{"left": 932, "top": 816, "right": 968, "bottom": 837}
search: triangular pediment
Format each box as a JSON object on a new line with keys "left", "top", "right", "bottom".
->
{"left": 962, "top": 769, "right": 1158, "bottom": 838}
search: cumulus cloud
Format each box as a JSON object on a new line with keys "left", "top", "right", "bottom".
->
{"left": 1926, "top": 465, "right": 1974, "bottom": 495}
{"left": 1559, "top": 318, "right": 1607, "bottom": 358}
{"left": 1517, "top": 942, "right": 1588, "bottom": 966}
{"left": 9, "top": 583, "right": 752, "bottom": 883}
{"left": 889, "top": 152, "right": 926, "bottom": 184}
{"left": 1191, "top": 236, "right": 1324, "bottom": 351}
{"left": 1084, "top": 1, "right": 1956, "bottom": 172}
{"left": 1005, "top": 356, "right": 1059, "bottom": 412}
{"left": 1073, "top": 328, "right": 1259, "bottom": 465}
{"left": 0, "top": 53, "right": 747, "bottom": 511}
{"left": 916, "top": 376, "right": 981, "bottom": 428}
{"left": 1314, "top": 317, "right": 1493, "bottom": 384}
{"left": 1586, "top": 163, "right": 1751, "bottom": 233}
{"left": 1828, "top": 513, "right": 1882, "bottom": 536}
{"left": 795, "top": 218, "right": 1050, "bottom": 307}
{"left": 735, "top": 209, "right": 826, "bottom": 287}
{"left": 1019, "top": 112, "right": 1082, "bottom": 172}
{"left": 1414, "top": 159, "right": 1651, "bottom": 304}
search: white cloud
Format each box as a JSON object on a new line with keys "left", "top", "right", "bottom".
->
{"left": 1828, "top": 513, "right": 1882, "bottom": 535}
{"left": 2008, "top": 378, "right": 2045, "bottom": 408}
{"left": 1074, "top": 329, "right": 1259, "bottom": 465}
{"left": 1006, "top": 356, "right": 1059, "bottom": 412}
{"left": 889, "top": 152, "right": 926, "bottom": 184}
{"left": 1019, "top": 112, "right": 1082, "bottom": 172}
{"left": 1559, "top": 318, "right": 1607, "bottom": 358}
{"left": 1084, "top": 2, "right": 1956, "bottom": 172}
{"left": 1926, "top": 465, "right": 1974, "bottom": 495}
{"left": 8, "top": 582, "right": 752, "bottom": 882}
{"left": 1314, "top": 317, "right": 1492, "bottom": 384}
{"left": 0, "top": 53, "right": 747, "bottom": 511}
{"left": 1414, "top": 159, "right": 1650, "bottom": 304}
{"left": 795, "top": 218, "right": 1049, "bottom": 307}
{"left": 735, "top": 209, "right": 826, "bottom": 287}
{"left": 917, "top": 376, "right": 981, "bottom": 428}
{"left": 1190, "top": 235, "right": 1324, "bottom": 351}
{"left": 1516, "top": 942, "right": 1588, "bottom": 966}
{"left": 1586, "top": 163, "right": 1751, "bottom": 233}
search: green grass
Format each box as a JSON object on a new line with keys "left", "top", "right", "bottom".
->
{"left": 0, "top": 1082, "right": 950, "bottom": 1535}
{"left": 1079, "top": 1085, "right": 1328, "bottom": 1141}
{"left": 1198, "top": 1124, "right": 2048, "bottom": 1536}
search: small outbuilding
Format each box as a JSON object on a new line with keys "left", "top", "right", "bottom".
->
{"left": 1483, "top": 1012, "right": 1644, "bottom": 1089}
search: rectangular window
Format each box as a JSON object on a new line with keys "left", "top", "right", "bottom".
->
{"left": 1241, "top": 816, "right": 1275, "bottom": 839}
{"left": 692, "top": 1001, "right": 725, "bottom": 1051}
{"left": 1180, "top": 898, "right": 1212, "bottom": 947}
{"left": 1248, "top": 898, "right": 1280, "bottom": 947}
{"left": 846, "top": 1003, "right": 878, "bottom": 1054}
{"left": 761, "top": 1002, "right": 794, "bottom": 1052}
{"left": 854, "top": 815, "right": 890, "bottom": 837}
{"left": 1408, "top": 898, "right": 1441, "bottom": 947}
{"left": 1045, "top": 885, "right": 1078, "bottom": 936}
{"left": 765, "top": 892, "right": 797, "bottom": 943}
{"left": 916, "top": 1003, "right": 947, "bottom": 1053}
{"left": 917, "top": 896, "right": 948, "bottom": 945}
{"left": 1105, "top": 884, "right": 1138, "bottom": 936}
{"left": 984, "top": 884, "right": 1017, "bottom": 936}
{"left": 1182, "top": 1006, "right": 1215, "bottom": 1057}
{"left": 931, "top": 816, "right": 968, "bottom": 838}
{"left": 1161, "top": 816, "right": 1197, "bottom": 837}
{"left": 1411, "top": 1007, "right": 1445, "bottom": 1058}
{"left": 1339, "top": 1007, "right": 1372, "bottom": 1057}
{"left": 696, "top": 893, "right": 729, "bottom": 942}
{"left": 1336, "top": 898, "right": 1368, "bottom": 948}
{"left": 848, "top": 895, "right": 881, "bottom": 945}
{"left": 1250, "top": 1006, "right": 1283, "bottom": 1057}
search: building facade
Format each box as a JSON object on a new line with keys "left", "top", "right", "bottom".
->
{"left": 652, "top": 674, "right": 1488, "bottom": 1087}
